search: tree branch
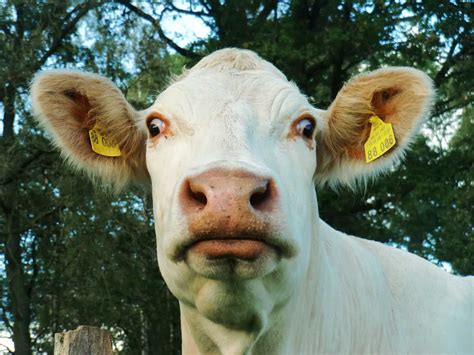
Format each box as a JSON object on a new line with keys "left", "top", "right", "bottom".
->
{"left": 330, "top": 0, "right": 352, "bottom": 99}
{"left": 13, "top": 208, "right": 61, "bottom": 237}
{"left": 198, "top": 0, "right": 213, "bottom": 13}
{"left": 27, "top": 236, "right": 40, "bottom": 298}
{"left": 434, "top": 38, "right": 459, "bottom": 87}
{"left": 35, "top": 1, "right": 100, "bottom": 71}
{"left": 1, "top": 83, "right": 16, "bottom": 140}
{"left": 0, "top": 150, "right": 55, "bottom": 186}
{"left": 164, "top": 1, "right": 211, "bottom": 17}
{"left": 342, "top": 57, "right": 363, "bottom": 72}
{"left": 0, "top": 303, "right": 13, "bottom": 333}
{"left": 116, "top": 0, "right": 200, "bottom": 59}
{"left": 433, "top": 98, "right": 472, "bottom": 117}
{"left": 255, "top": 0, "right": 279, "bottom": 28}
{"left": 308, "top": 0, "right": 323, "bottom": 29}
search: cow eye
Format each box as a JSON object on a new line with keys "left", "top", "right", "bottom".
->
{"left": 295, "top": 117, "right": 315, "bottom": 140}
{"left": 147, "top": 117, "right": 166, "bottom": 137}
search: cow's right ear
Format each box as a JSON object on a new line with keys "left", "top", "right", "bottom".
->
{"left": 315, "top": 67, "right": 434, "bottom": 188}
{"left": 30, "top": 70, "right": 148, "bottom": 188}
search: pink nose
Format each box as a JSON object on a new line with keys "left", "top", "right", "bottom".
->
{"left": 180, "top": 168, "right": 277, "bottom": 243}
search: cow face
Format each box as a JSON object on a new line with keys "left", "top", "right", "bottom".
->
{"left": 30, "top": 48, "right": 433, "bottom": 327}
{"left": 145, "top": 55, "right": 320, "bottom": 317}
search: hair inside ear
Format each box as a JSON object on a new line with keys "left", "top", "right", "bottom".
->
{"left": 371, "top": 89, "right": 400, "bottom": 122}
{"left": 63, "top": 90, "right": 95, "bottom": 130}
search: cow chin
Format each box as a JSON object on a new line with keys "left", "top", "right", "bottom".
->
{"left": 192, "top": 279, "right": 273, "bottom": 331}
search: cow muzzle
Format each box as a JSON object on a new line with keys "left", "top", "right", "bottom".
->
{"left": 175, "top": 167, "right": 296, "bottom": 278}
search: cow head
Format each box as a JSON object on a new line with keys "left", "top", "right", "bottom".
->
{"left": 31, "top": 49, "right": 433, "bottom": 338}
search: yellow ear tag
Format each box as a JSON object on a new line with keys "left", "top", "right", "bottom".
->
{"left": 88, "top": 123, "right": 121, "bottom": 157}
{"left": 364, "top": 115, "right": 396, "bottom": 163}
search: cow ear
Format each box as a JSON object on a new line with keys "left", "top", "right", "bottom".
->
{"left": 30, "top": 70, "right": 148, "bottom": 189}
{"left": 315, "top": 67, "right": 434, "bottom": 188}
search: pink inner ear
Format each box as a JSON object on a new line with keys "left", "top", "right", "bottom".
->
{"left": 348, "top": 148, "right": 365, "bottom": 160}
{"left": 63, "top": 90, "right": 95, "bottom": 130}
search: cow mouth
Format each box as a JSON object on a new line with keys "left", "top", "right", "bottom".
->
{"left": 178, "top": 234, "right": 292, "bottom": 280}
{"left": 174, "top": 232, "right": 296, "bottom": 262}
{"left": 189, "top": 238, "right": 274, "bottom": 260}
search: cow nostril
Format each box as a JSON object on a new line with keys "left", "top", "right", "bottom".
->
{"left": 250, "top": 181, "right": 272, "bottom": 211}
{"left": 190, "top": 190, "right": 207, "bottom": 206}
{"left": 185, "top": 180, "right": 208, "bottom": 207}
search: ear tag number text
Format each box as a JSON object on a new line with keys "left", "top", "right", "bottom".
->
{"left": 89, "top": 123, "right": 121, "bottom": 157}
{"left": 364, "top": 115, "right": 396, "bottom": 163}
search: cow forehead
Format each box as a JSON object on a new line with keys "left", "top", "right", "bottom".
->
{"left": 153, "top": 69, "right": 311, "bottom": 129}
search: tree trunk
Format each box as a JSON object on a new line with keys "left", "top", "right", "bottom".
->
{"left": 54, "top": 326, "right": 113, "bottom": 355}
{"left": 2, "top": 83, "right": 16, "bottom": 140}
{"left": 330, "top": 0, "right": 352, "bottom": 100}
{"left": 1, "top": 85, "right": 32, "bottom": 353}
{"left": 4, "top": 206, "right": 32, "bottom": 355}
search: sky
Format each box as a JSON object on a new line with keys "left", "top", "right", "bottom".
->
{"left": 161, "top": 6, "right": 212, "bottom": 47}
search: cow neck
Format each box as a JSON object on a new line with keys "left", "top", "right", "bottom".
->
{"left": 177, "top": 217, "right": 322, "bottom": 354}
{"left": 178, "top": 219, "right": 402, "bottom": 354}
{"left": 291, "top": 220, "right": 404, "bottom": 353}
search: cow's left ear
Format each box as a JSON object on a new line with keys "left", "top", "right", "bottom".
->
{"left": 315, "top": 67, "right": 434, "bottom": 187}
{"left": 30, "top": 70, "right": 148, "bottom": 189}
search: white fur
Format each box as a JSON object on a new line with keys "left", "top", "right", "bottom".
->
{"left": 31, "top": 49, "right": 473, "bottom": 354}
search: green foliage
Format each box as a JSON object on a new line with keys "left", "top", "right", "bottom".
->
{"left": 0, "top": 0, "right": 472, "bottom": 353}
{"left": 29, "top": 180, "right": 180, "bottom": 353}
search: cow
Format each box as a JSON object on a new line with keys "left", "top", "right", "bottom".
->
{"left": 31, "top": 48, "right": 472, "bottom": 354}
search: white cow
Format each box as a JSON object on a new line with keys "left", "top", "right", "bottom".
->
{"left": 31, "top": 49, "right": 472, "bottom": 354}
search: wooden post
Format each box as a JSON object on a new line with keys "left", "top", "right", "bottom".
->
{"left": 54, "top": 326, "right": 113, "bottom": 355}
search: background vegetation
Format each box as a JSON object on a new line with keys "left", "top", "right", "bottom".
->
{"left": 0, "top": 1, "right": 472, "bottom": 353}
